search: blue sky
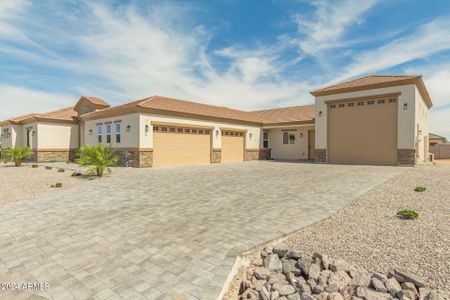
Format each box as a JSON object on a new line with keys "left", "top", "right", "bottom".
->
{"left": 1, "top": 0, "right": 450, "bottom": 137}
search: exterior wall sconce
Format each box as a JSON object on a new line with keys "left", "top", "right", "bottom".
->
{"left": 88, "top": 129, "right": 93, "bottom": 135}
{"left": 319, "top": 111, "right": 322, "bottom": 117}
{"left": 32, "top": 131, "right": 36, "bottom": 136}
{"left": 215, "top": 129, "right": 219, "bottom": 137}
{"left": 403, "top": 103, "right": 408, "bottom": 110}
{"left": 300, "top": 132, "right": 303, "bottom": 138}
{"left": 126, "top": 125, "right": 131, "bottom": 132}
{"left": 249, "top": 133, "right": 253, "bottom": 139}
{"left": 145, "top": 124, "right": 150, "bottom": 134}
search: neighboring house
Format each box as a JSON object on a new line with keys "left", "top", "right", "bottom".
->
{"left": 429, "top": 133, "right": 450, "bottom": 159}
{"left": 0, "top": 74, "right": 433, "bottom": 167}
{"left": 429, "top": 133, "right": 448, "bottom": 145}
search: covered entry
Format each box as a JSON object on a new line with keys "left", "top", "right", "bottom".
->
{"left": 221, "top": 129, "right": 245, "bottom": 162}
{"left": 152, "top": 123, "right": 211, "bottom": 167}
{"left": 327, "top": 96, "right": 398, "bottom": 166}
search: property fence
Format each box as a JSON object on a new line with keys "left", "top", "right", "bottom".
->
{"left": 430, "top": 144, "right": 450, "bottom": 159}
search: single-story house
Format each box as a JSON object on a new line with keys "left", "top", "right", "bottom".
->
{"left": 0, "top": 74, "right": 433, "bottom": 167}
{"left": 429, "top": 133, "right": 448, "bottom": 145}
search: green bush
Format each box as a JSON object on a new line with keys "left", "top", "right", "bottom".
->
{"left": 414, "top": 186, "right": 426, "bottom": 192}
{"left": 1, "top": 147, "right": 33, "bottom": 167}
{"left": 58, "top": 169, "right": 65, "bottom": 173}
{"left": 71, "top": 172, "right": 82, "bottom": 177}
{"left": 45, "top": 166, "right": 52, "bottom": 170}
{"left": 31, "top": 164, "right": 38, "bottom": 168}
{"left": 51, "top": 183, "right": 63, "bottom": 188}
{"left": 77, "top": 144, "right": 118, "bottom": 177}
{"left": 397, "top": 209, "right": 419, "bottom": 220}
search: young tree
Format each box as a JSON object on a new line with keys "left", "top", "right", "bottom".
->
{"left": 2, "top": 147, "right": 33, "bottom": 167}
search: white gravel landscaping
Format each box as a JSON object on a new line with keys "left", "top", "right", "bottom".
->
{"left": 0, "top": 163, "right": 93, "bottom": 206}
{"left": 283, "top": 164, "right": 449, "bottom": 296}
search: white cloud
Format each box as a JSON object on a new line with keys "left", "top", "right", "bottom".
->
{"left": 0, "top": 85, "right": 75, "bottom": 121}
{"left": 430, "top": 107, "right": 450, "bottom": 139}
{"left": 293, "top": 0, "right": 378, "bottom": 56}
{"left": 338, "top": 19, "right": 450, "bottom": 80}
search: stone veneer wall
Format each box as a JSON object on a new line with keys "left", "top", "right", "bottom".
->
{"left": 115, "top": 149, "right": 153, "bottom": 168}
{"left": 315, "top": 149, "right": 327, "bottom": 163}
{"left": 245, "top": 148, "right": 272, "bottom": 161}
{"left": 138, "top": 150, "right": 153, "bottom": 168}
{"left": 211, "top": 149, "right": 221, "bottom": 163}
{"left": 36, "top": 150, "right": 77, "bottom": 163}
{"left": 397, "top": 149, "right": 416, "bottom": 166}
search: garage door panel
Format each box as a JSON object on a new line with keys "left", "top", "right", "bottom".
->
{"left": 222, "top": 133, "right": 244, "bottom": 163}
{"left": 328, "top": 100, "right": 397, "bottom": 166}
{"left": 153, "top": 132, "right": 211, "bottom": 167}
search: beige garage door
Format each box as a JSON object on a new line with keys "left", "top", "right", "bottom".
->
{"left": 221, "top": 130, "right": 245, "bottom": 162}
{"left": 328, "top": 97, "right": 398, "bottom": 166}
{"left": 153, "top": 125, "right": 211, "bottom": 167}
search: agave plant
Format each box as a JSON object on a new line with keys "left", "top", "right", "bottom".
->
{"left": 1, "top": 147, "right": 33, "bottom": 167}
{"left": 77, "top": 144, "right": 118, "bottom": 177}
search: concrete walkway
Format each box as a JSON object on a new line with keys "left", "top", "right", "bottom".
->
{"left": 0, "top": 161, "right": 404, "bottom": 300}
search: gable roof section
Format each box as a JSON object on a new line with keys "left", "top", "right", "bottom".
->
{"left": 74, "top": 96, "right": 110, "bottom": 113}
{"left": 0, "top": 107, "right": 78, "bottom": 127}
{"left": 81, "top": 95, "right": 266, "bottom": 124}
{"left": 255, "top": 105, "right": 315, "bottom": 125}
{"left": 310, "top": 75, "right": 433, "bottom": 108}
{"left": 0, "top": 113, "right": 40, "bottom": 127}
{"left": 429, "top": 133, "right": 448, "bottom": 141}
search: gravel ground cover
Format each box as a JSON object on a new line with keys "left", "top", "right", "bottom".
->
{"left": 0, "top": 163, "right": 93, "bottom": 206}
{"left": 282, "top": 164, "right": 450, "bottom": 296}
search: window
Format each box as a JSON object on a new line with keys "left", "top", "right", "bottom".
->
{"left": 283, "top": 132, "right": 295, "bottom": 145}
{"left": 338, "top": 103, "right": 345, "bottom": 107}
{"left": 357, "top": 102, "right": 364, "bottom": 106}
{"left": 347, "top": 103, "right": 354, "bottom": 107}
{"left": 378, "top": 99, "right": 385, "bottom": 104}
{"left": 330, "top": 104, "right": 336, "bottom": 108}
{"left": 106, "top": 124, "right": 111, "bottom": 144}
{"left": 263, "top": 131, "right": 269, "bottom": 148}
{"left": 368, "top": 100, "right": 375, "bottom": 105}
{"left": 115, "top": 123, "right": 121, "bottom": 143}
{"left": 389, "top": 98, "right": 396, "bottom": 103}
{"left": 26, "top": 128, "right": 32, "bottom": 147}
{"left": 97, "top": 125, "right": 102, "bottom": 143}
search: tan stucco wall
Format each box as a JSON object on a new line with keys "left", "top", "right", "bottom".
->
{"left": 3, "top": 125, "right": 24, "bottom": 148}
{"left": 139, "top": 114, "right": 262, "bottom": 150}
{"left": 37, "top": 123, "right": 79, "bottom": 149}
{"left": 83, "top": 113, "right": 141, "bottom": 148}
{"left": 0, "top": 126, "right": 13, "bottom": 148}
{"left": 315, "top": 84, "right": 417, "bottom": 154}
{"left": 415, "top": 86, "right": 430, "bottom": 163}
{"left": 266, "top": 126, "right": 314, "bottom": 160}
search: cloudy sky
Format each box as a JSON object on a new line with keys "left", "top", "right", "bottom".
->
{"left": 0, "top": 0, "right": 449, "bottom": 137}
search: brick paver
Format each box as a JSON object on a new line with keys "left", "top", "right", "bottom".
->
{"left": 0, "top": 161, "right": 403, "bottom": 299}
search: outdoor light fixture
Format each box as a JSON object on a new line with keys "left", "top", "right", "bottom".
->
{"left": 319, "top": 111, "right": 322, "bottom": 117}
{"left": 89, "top": 129, "right": 93, "bottom": 135}
{"left": 404, "top": 103, "right": 408, "bottom": 110}
{"left": 249, "top": 133, "right": 253, "bottom": 139}
{"left": 145, "top": 124, "right": 150, "bottom": 133}
{"left": 32, "top": 131, "right": 36, "bottom": 136}
{"left": 126, "top": 125, "right": 131, "bottom": 132}
{"left": 215, "top": 129, "right": 219, "bottom": 137}
{"left": 300, "top": 132, "right": 303, "bottom": 138}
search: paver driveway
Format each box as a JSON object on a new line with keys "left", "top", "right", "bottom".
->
{"left": 0, "top": 161, "right": 403, "bottom": 300}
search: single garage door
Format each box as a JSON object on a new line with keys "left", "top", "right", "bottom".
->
{"left": 328, "top": 97, "right": 398, "bottom": 166}
{"left": 221, "top": 130, "right": 245, "bottom": 162}
{"left": 153, "top": 124, "right": 211, "bottom": 167}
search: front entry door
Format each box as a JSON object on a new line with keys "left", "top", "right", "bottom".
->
{"left": 308, "top": 130, "right": 315, "bottom": 160}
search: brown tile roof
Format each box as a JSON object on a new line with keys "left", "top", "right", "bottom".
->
{"left": 310, "top": 74, "right": 433, "bottom": 108}
{"left": 82, "top": 96, "right": 266, "bottom": 124}
{"left": 83, "top": 96, "right": 109, "bottom": 107}
{"left": 429, "top": 133, "right": 448, "bottom": 141}
{"left": 37, "top": 107, "right": 78, "bottom": 121}
{"left": 311, "top": 75, "right": 420, "bottom": 95}
{"left": 8, "top": 113, "right": 40, "bottom": 123}
{"left": 255, "top": 105, "right": 315, "bottom": 125}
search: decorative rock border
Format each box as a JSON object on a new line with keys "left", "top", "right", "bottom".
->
{"left": 237, "top": 244, "right": 442, "bottom": 300}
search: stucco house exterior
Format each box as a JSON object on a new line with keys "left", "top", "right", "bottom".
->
{"left": 0, "top": 74, "right": 433, "bottom": 167}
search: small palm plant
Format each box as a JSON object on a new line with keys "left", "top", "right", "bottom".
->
{"left": 1, "top": 147, "right": 33, "bottom": 167}
{"left": 77, "top": 144, "right": 118, "bottom": 177}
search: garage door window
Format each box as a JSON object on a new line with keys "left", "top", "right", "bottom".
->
{"left": 153, "top": 125, "right": 210, "bottom": 135}
{"left": 283, "top": 132, "right": 295, "bottom": 145}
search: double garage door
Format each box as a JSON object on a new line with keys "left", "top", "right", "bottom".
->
{"left": 152, "top": 124, "right": 244, "bottom": 167}
{"left": 328, "top": 96, "right": 398, "bottom": 166}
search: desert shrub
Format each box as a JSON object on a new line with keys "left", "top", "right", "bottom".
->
{"left": 58, "top": 169, "right": 65, "bottom": 173}
{"left": 77, "top": 144, "right": 118, "bottom": 177}
{"left": 31, "top": 164, "right": 38, "bottom": 168}
{"left": 397, "top": 209, "right": 419, "bottom": 220}
{"left": 51, "top": 183, "right": 63, "bottom": 188}
{"left": 45, "top": 166, "right": 52, "bottom": 170}
{"left": 414, "top": 186, "right": 426, "bottom": 192}
{"left": 71, "top": 172, "right": 82, "bottom": 177}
